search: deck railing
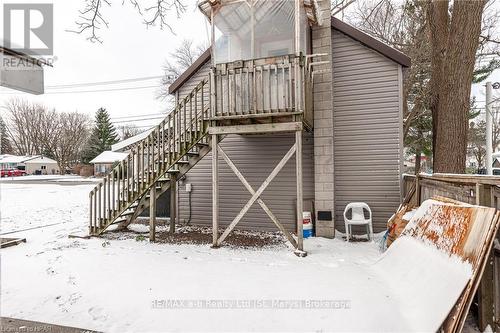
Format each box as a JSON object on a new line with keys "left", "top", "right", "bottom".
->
{"left": 89, "top": 78, "right": 210, "bottom": 234}
{"left": 211, "top": 54, "right": 310, "bottom": 123}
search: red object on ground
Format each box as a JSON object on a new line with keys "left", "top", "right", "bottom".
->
{"left": 0, "top": 168, "right": 26, "bottom": 177}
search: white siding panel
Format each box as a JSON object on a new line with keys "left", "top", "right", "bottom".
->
{"left": 332, "top": 30, "right": 402, "bottom": 233}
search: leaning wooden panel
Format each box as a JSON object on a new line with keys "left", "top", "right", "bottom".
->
{"left": 399, "top": 198, "right": 500, "bottom": 332}
{"left": 401, "top": 199, "right": 497, "bottom": 265}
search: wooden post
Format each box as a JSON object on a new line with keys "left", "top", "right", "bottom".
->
{"left": 212, "top": 134, "right": 219, "bottom": 247}
{"left": 415, "top": 174, "right": 421, "bottom": 205}
{"left": 89, "top": 192, "right": 93, "bottom": 234}
{"left": 296, "top": 130, "right": 304, "bottom": 254}
{"left": 149, "top": 185, "right": 156, "bottom": 242}
{"left": 170, "top": 174, "right": 177, "bottom": 234}
{"left": 476, "top": 184, "right": 495, "bottom": 331}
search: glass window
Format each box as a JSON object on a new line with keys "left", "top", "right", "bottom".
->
{"left": 213, "top": 0, "right": 309, "bottom": 64}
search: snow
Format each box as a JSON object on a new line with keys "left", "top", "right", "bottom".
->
{"left": 402, "top": 208, "right": 417, "bottom": 221}
{"left": 0, "top": 183, "right": 473, "bottom": 332}
{"left": 89, "top": 151, "right": 128, "bottom": 164}
{"left": 0, "top": 154, "right": 37, "bottom": 163}
{"left": 0, "top": 175, "right": 101, "bottom": 183}
{"left": 111, "top": 128, "right": 154, "bottom": 152}
{"left": 373, "top": 236, "right": 472, "bottom": 332}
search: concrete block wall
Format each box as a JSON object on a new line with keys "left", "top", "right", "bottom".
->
{"left": 311, "top": 0, "right": 335, "bottom": 237}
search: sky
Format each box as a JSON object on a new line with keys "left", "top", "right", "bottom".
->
{"left": 0, "top": 0, "right": 499, "bottom": 130}
{"left": 0, "top": 0, "right": 211, "bottom": 130}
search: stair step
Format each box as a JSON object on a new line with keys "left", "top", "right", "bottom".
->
{"left": 186, "top": 151, "right": 199, "bottom": 157}
{"left": 110, "top": 216, "right": 129, "bottom": 225}
{"left": 121, "top": 210, "right": 135, "bottom": 216}
{"left": 196, "top": 142, "right": 209, "bottom": 147}
{"left": 176, "top": 160, "right": 190, "bottom": 165}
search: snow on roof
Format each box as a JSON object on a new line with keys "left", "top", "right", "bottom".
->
{"left": 90, "top": 151, "right": 128, "bottom": 164}
{"left": 493, "top": 151, "right": 500, "bottom": 158}
{"left": 111, "top": 128, "right": 154, "bottom": 152}
{"left": 0, "top": 155, "right": 40, "bottom": 163}
{"left": 24, "top": 156, "right": 58, "bottom": 164}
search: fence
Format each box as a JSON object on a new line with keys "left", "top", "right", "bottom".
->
{"left": 403, "top": 173, "right": 500, "bottom": 332}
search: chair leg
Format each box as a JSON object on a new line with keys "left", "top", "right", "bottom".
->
{"left": 345, "top": 223, "right": 349, "bottom": 241}
{"left": 369, "top": 223, "right": 374, "bottom": 242}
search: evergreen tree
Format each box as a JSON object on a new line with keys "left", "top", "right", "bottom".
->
{"left": 0, "top": 116, "right": 13, "bottom": 155}
{"left": 83, "top": 108, "right": 118, "bottom": 163}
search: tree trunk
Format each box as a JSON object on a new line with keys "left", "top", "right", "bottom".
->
{"left": 415, "top": 149, "right": 422, "bottom": 175}
{"left": 429, "top": 0, "right": 486, "bottom": 174}
{"left": 428, "top": 0, "right": 450, "bottom": 167}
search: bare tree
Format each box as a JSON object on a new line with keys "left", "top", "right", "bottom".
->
{"left": 2, "top": 99, "right": 56, "bottom": 155}
{"left": 117, "top": 124, "right": 143, "bottom": 140}
{"left": 429, "top": 0, "right": 489, "bottom": 173}
{"left": 69, "top": 0, "right": 187, "bottom": 43}
{"left": 350, "top": 0, "right": 499, "bottom": 174}
{"left": 468, "top": 120, "right": 487, "bottom": 171}
{"left": 47, "top": 112, "right": 91, "bottom": 174}
{"left": 158, "top": 39, "right": 206, "bottom": 99}
{"left": 0, "top": 116, "right": 13, "bottom": 155}
{"left": 2, "top": 99, "right": 91, "bottom": 173}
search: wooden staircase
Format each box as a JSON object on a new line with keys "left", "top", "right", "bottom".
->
{"left": 89, "top": 79, "right": 211, "bottom": 235}
{"left": 89, "top": 53, "right": 317, "bottom": 238}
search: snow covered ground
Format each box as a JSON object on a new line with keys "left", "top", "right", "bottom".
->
{"left": 0, "top": 183, "right": 474, "bottom": 332}
{"left": 0, "top": 174, "right": 101, "bottom": 183}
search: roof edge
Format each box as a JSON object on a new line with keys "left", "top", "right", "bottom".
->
{"left": 330, "top": 17, "right": 411, "bottom": 68}
{"left": 168, "top": 48, "right": 211, "bottom": 94}
{"left": 168, "top": 18, "right": 411, "bottom": 95}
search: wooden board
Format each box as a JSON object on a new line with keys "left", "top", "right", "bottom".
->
{"left": 0, "top": 237, "right": 26, "bottom": 248}
{"left": 399, "top": 198, "right": 500, "bottom": 332}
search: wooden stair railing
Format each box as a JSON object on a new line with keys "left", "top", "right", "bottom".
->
{"left": 88, "top": 54, "right": 318, "bottom": 237}
{"left": 89, "top": 78, "right": 210, "bottom": 235}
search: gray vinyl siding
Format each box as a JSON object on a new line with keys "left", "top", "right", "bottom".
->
{"left": 332, "top": 30, "right": 402, "bottom": 233}
{"left": 174, "top": 59, "right": 314, "bottom": 232}
{"left": 179, "top": 134, "right": 315, "bottom": 232}
{"left": 177, "top": 61, "right": 211, "bottom": 100}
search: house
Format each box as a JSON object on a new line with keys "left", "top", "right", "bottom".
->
{"left": 0, "top": 154, "right": 58, "bottom": 175}
{"left": 493, "top": 152, "right": 500, "bottom": 168}
{"left": 90, "top": 151, "right": 128, "bottom": 176}
{"left": 88, "top": 0, "right": 410, "bottom": 253}
{"left": 23, "top": 156, "right": 58, "bottom": 175}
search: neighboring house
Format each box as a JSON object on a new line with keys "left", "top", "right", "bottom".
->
{"left": 90, "top": 151, "right": 128, "bottom": 176}
{"left": 0, "top": 154, "right": 58, "bottom": 175}
{"left": 24, "top": 156, "right": 58, "bottom": 175}
{"left": 89, "top": 0, "right": 411, "bottom": 250}
{"left": 493, "top": 152, "right": 500, "bottom": 168}
{"left": 0, "top": 154, "right": 23, "bottom": 169}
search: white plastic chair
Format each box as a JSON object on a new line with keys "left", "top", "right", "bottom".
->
{"left": 343, "top": 202, "right": 374, "bottom": 241}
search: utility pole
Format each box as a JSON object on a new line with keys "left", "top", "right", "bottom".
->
{"left": 486, "top": 82, "right": 493, "bottom": 175}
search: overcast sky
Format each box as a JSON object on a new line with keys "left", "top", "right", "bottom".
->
{"left": 0, "top": 0, "right": 499, "bottom": 130}
{"left": 0, "top": 0, "right": 210, "bottom": 130}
